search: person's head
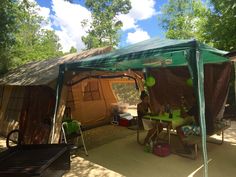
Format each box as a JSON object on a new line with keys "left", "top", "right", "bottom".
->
{"left": 140, "top": 90, "right": 149, "bottom": 103}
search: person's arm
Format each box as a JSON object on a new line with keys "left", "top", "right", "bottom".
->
{"left": 137, "top": 103, "right": 143, "bottom": 117}
{"left": 137, "top": 103, "right": 148, "bottom": 117}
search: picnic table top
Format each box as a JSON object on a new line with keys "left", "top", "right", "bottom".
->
{"left": 143, "top": 110, "right": 190, "bottom": 129}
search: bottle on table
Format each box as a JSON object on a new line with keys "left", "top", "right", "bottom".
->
{"left": 180, "top": 96, "right": 188, "bottom": 117}
{"left": 165, "top": 104, "right": 173, "bottom": 118}
{"left": 168, "top": 106, "right": 173, "bottom": 119}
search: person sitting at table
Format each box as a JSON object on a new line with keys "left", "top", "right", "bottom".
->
{"left": 137, "top": 91, "right": 163, "bottom": 144}
{"left": 177, "top": 96, "right": 200, "bottom": 145}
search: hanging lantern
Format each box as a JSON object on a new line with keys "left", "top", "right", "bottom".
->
{"left": 186, "top": 78, "right": 193, "bottom": 87}
{"left": 145, "top": 76, "right": 156, "bottom": 87}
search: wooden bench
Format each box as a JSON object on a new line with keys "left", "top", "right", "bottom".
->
{"left": 182, "top": 135, "right": 201, "bottom": 160}
{"left": 207, "top": 124, "right": 231, "bottom": 145}
{"left": 182, "top": 122, "right": 231, "bottom": 160}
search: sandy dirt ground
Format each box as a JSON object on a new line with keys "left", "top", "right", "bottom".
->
{"left": 0, "top": 122, "right": 235, "bottom": 177}
{"left": 64, "top": 122, "right": 236, "bottom": 177}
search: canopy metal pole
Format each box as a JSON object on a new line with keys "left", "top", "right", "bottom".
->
{"left": 196, "top": 50, "right": 208, "bottom": 177}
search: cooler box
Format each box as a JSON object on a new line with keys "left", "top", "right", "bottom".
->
{"left": 118, "top": 113, "right": 133, "bottom": 127}
{"left": 119, "top": 118, "right": 131, "bottom": 127}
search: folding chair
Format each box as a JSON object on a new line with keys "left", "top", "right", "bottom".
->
{"left": 61, "top": 120, "right": 88, "bottom": 156}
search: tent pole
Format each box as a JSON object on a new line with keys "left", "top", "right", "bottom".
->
{"left": 50, "top": 80, "right": 60, "bottom": 143}
{"left": 196, "top": 50, "right": 208, "bottom": 177}
{"left": 234, "top": 62, "right": 236, "bottom": 104}
{"left": 50, "top": 65, "right": 64, "bottom": 143}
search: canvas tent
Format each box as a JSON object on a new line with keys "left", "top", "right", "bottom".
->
{"left": 0, "top": 46, "right": 132, "bottom": 143}
{"left": 0, "top": 37, "right": 231, "bottom": 176}
{"left": 225, "top": 51, "right": 236, "bottom": 107}
{"left": 225, "top": 51, "right": 236, "bottom": 61}
{"left": 53, "top": 38, "right": 231, "bottom": 177}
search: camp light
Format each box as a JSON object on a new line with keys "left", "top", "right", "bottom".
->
{"left": 142, "top": 67, "right": 147, "bottom": 73}
{"left": 186, "top": 78, "right": 193, "bottom": 87}
{"left": 145, "top": 76, "right": 156, "bottom": 87}
{"left": 142, "top": 68, "right": 156, "bottom": 87}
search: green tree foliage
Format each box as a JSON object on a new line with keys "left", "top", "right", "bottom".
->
{"left": 11, "top": 1, "right": 63, "bottom": 67}
{"left": 0, "top": 0, "right": 18, "bottom": 74}
{"left": 63, "top": 46, "right": 77, "bottom": 55}
{"left": 69, "top": 46, "right": 77, "bottom": 53}
{"left": 159, "top": 0, "right": 236, "bottom": 51}
{"left": 203, "top": 0, "right": 236, "bottom": 51}
{"left": 0, "top": 0, "right": 63, "bottom": 74}
{"left": 159, "top": 0, "right": 208, "bottom": 41}
{"left": 82, "top": 0, "right": 131, "bottom": 49}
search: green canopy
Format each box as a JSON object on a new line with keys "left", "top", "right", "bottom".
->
{"left": 54, "top": 38, "right": 229, "bottom": 177}
{"left": 62, "top": 38, "right": 227, "bottom": 71}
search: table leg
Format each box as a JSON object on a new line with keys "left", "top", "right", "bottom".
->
{"left": 137, "top": 118, "right": 143, "bottom": 145}
{"left": 222, "top": 131, "right": 224, "bottom": 144}
{"left": 137, "top": 127, "right": 140, "bottom": 144}
{"left": 194, "top": 143, "right": 198, "bottom": 160}
{"left": 168, "top": 124, "right": 171, "bottom": 144}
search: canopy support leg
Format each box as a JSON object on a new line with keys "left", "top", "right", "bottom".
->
{"left": 196, "top": 50, "right": 208, "bottom": 177}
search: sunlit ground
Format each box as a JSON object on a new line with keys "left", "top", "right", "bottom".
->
{"left": 0, "top": 121, "right": 235, "bottom": 177}
{"left": 210, "top": 123, "right": 236, "bottom": 144}
{"left": 64, "top": 121, "right": 236, "bottom": 177}
{"left": 63, "top": 156, "right": 123, "bottom": 177}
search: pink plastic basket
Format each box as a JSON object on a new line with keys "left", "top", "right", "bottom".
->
{"left": 153, "top": 143, "right": 170, "bottom": 157}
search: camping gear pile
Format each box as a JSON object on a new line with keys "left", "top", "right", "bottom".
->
{"left": 111, "top": 103, "right": 135, "bottom": 127}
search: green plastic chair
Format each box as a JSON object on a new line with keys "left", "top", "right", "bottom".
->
{"left": 61, "top": 120, "right": 88, "bottom": 156}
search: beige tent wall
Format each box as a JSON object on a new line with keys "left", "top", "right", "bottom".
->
{"left": 0, "top": 85, "right": 57, "bottom": 143}
{"left": 64, "top": 70, "right": 144, "bottom": 127}
{"left": 69, "top": 78, "right": 117, "bottom": 126}
{"left": 50, "top": 70, "right": 144, "bottom": 142}
{"left": 18, "top": 86, "right": 56, "bottom": 144}
{"left": 99, "top": 79, "right": 118, "bottom": 119}
{"left": 0, "top": 86, "right": 22, "bottom": 137}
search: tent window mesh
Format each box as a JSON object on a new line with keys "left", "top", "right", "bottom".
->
{"left": 0, "top": 86, "right": 4, "bottom": 108}
{"left": 5, "top": 87, "right": 25, "bottom": 121}
{"left": 112, "top": 83, "right": 140, "bottom": 106}
{"left": 83, "top": 81, "right": 101, "bottom": 101}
